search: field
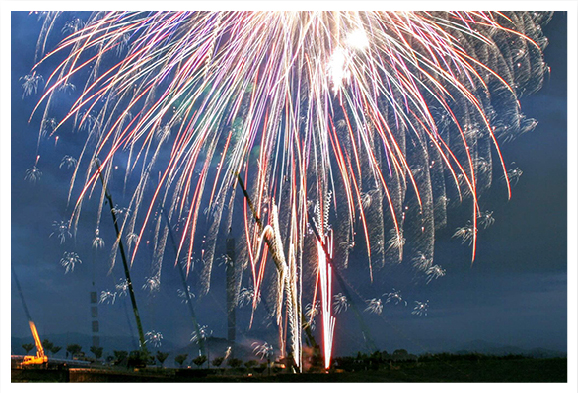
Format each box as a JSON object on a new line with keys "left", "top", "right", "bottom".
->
{"left": 12, "top": 355, "right": 567, "bottom": 383}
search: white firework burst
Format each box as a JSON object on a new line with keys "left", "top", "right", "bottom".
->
{"left": 177, "top": 286, "right": 195, "bottom": 303}
{"left": 99, "top": 290, "right": 117, "bottom": 305}
{"left": 453, "top": 222, "right": 477, "bottom": 245}
{"left": 238, "top": 287, "right": 260, "bottom": 308}
{"left": 426, "top": 265, "right": 446, "bottom": 284}
{"left": 190, "top": 325, "right": 212, "bottom": 344}
{"left": 20, "top": 73, "right": 43, "bottom": 97}
{"left": 364, "top": 298, "right": 383, "bottom": 315}
{"left": 333, "top": 293, "right": 350, "bottom": 314}
{"left": 412, "top": 300, "right": 430, "bottom": 317}
{"left": 59, "top": 155, "right": 78, "bottom": 170}
{"left": 145, "top": 330, "right": 164, "bottom": 348}
{"left": 24, "top": 166, "right": 42, "bottom": 183}
{"left": 478, "top": 210, "right": 496, "bottom": 229}
{"left": 115, "top": 278, "right": 129, "bottom": 297}
{"left": 60, "top": 251, "right": 81, "bottom": 274}
{"left": 142, "top": 275, "right": 160, "bottom": 293}
{"left": 252, "top": 342, "right": 274, "bottom": 360}
{"left": 385, "top": 289, "right": 407, "bottom": 307}
{"left": 50, "top": 220, "right": 72, "bottom": 244}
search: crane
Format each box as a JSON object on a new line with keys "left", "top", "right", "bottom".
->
{"left": 13, "top": 268, "right": 48, "bottom": 367}
{"left": 22, "top": 320, "right": 48, "bottom": 366}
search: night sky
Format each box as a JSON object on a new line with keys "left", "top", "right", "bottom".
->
{"left": 6, "top": 10, "right": 572, "bottom": 361}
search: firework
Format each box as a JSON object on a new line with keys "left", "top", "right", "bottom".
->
{"left": 61, "top": 17, "right": 84, "bottom": 35}
{"left": 333, "top": 293, "right": 349, "bottom": 314}
{"left": 111, "top": 205, "right": 131, "bottom": 218}
{"left": 92, "top": 229, "right": 105, "bottom": 249}
{"left": 24, "top": 166, "right": 42, "bottom": 183}
{"left": 142, "top": 275, "right": 161, "bottom": 293}
{"left": 317, "top": 240, "right": 335, "bottom": 369}
{"left": 50, "top": 220, "right": 72, "bottom": 244}
{"left": 224, "top": 346, "right": 232, "bottom": 360}
{"left": 115, "top": 278, "right": 129, "bottom": 297}
{"left": 426, "top": 264, "right": 446, "bottom": 284}
{"left": 364, "top": 298, "right": 384, "bottom": 315}
{"left": 59, "top": 155, "right": 78, "bottom": 170}
{"left": 478, "top": 210, "right": 495, "bottom": 229}
{"left": 385, "top": 289, "right": 407, "bottom": 307}
{"left": 506, "top": 166, "right": 524, "bottom": 186}
{"left": 412, "top": 300, "right": 430, "bottom": 317}
{"left": 190, "top": 324, "right": 212, "bottom": 344}
{"left": 145, "top": 330, "right": 164, "bottom": 347}
{"left": 40, "top": 118, "right": 57, "bottom": 135}
{"left": 238, "top": 287, "right": 260, "bottom": 308}
{"left": 99, "top": 290, "right": 116, "bottom": 304}
{"left": 252, "top": 341, "right": 274, "bottom": 360}
{"left": 177, "top": 286, "right": 195, "bottom": 303}
{"left": 58, "top": 82, "right": 76, "bottom": 94}
{"left": 453, "top": 222, "right": 477, "bottom": 245}
{"left": 305, "top": 301, "right": 320, "bottom": 329}
{"left": 20, "top": 73, "right": 43, "bottom": 97}
{"left": 60, "top": 251, "right": 81, "bottom": 274}
{"left": 412, "top": 251, "right": 433, "bottom": 272}
{"left": 28, "top": 11, "right": 550, "bottom": 369}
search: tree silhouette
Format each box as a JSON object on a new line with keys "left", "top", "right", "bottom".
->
{"left": 227, "top": 358, "right": 243, "bottom": 369}
{"left": 22, "top": 343, "right": 34, "bottom": 355}
{"left": 90, "top": 346, "right": 103, "bottom": 360}
{"left": 244, "top": 360, "right": 258, "bottom": 370}
{"left": 41, "top": 339, "right": 54, "bottom": 353}
{"left": 113, "top": 350, "right": 128, "bottom": 365}
{"left": 127, "top": 350, "right": 149, "bottom": 368}
{"left": 174, "top": 354, "right": 188, "bottom": 368}
{"left": 51, "top": 346, "right": 62, "bottom": 356}
{"left": 156, "top": 351, "right": 169, "bottom": 368}
{"left": 211, "top": 356, "right": 224, "bottom": 368}
{"left": 392, "top": 349, "right": 408, "bottom": 360}
{"left": 66, "top": 344, "right": 82, "bottom": 358}
{"left": 192, "top": 355, "right": 207, "bottom": 368}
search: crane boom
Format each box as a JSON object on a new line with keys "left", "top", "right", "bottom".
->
{"left": 29, "top": 321, "right": 45, "bottom": 358}
{"left": 22, "top": 320, "right": 48, "bottom": 366}
{"left": 13, "top": 269, "right": 48, "bottom": 366}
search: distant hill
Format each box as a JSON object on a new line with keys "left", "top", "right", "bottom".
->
{"left": 452, "top": 339, "right": 566, "bottom": 358}
{"left": 12, "top": 333, "right": 566, "bottom": 363}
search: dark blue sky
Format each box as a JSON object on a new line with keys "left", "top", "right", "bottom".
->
{"left": 8, "top": 11, "right": 570, "bottom": 358}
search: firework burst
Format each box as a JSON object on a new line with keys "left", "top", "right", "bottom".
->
{"left": 385, "top": 289, "right": 407, "bottom": 307}
{"left": 333, "top": 293, "right": 349, "bottom": 314}
{"left": 364, "top": 298, "right": 384, "bottom": 315}
{"left": 252, "top": 341, "right": 274, "bottom": 360}
{"left": 426, "top": 264, "right": 446, "bottom": 284}
{"left": 190, "top": 324, "right": 212, "bottom": 344}
{"left": 99, "top": 290, "right": 116, "bottom": 304}
{"left": 50, "top": 220, "right": 72, "bottom": 244}
{"left": 20, "top": 73, "right": 43, "bottom": 97}
{"left": 60, "top": 251, "right": 81, "bottom": 274}
{"left": 24, "top": 166, "right": 42, "bottom": 183}
{"left": 412, "top": 300, "right": 430, "bottom": 317}
{"left": 145, "top": 330, "right": 164, "bottom": 347}
{"left": 115, "top": 278, "right": 129, "bottom": 296}
{"left": 59, "top": 155, "right": 78, "bottom": 170}
{"left": 28, "top": 11, "right": 551, "bottom": 370}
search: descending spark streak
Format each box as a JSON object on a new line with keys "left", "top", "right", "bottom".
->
{"left": 317, "top": 240, "right": 335, "bottom": 370}
{"left": 239, "top": 187, "right": 301, "bottom": 367}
